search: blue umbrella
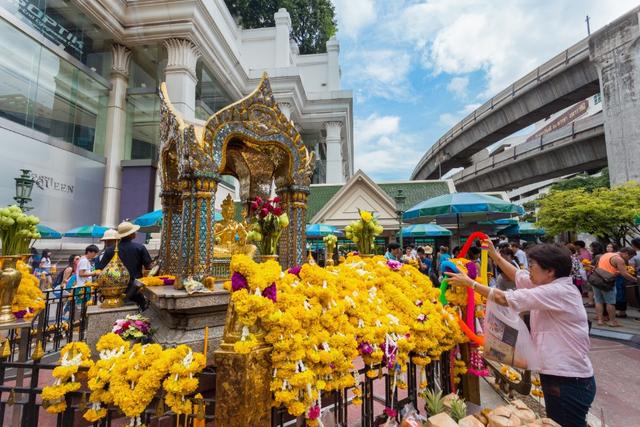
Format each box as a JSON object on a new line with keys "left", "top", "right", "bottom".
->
{"left": 36, "top": 224, "right": 62, "bottom": 239}
{"left": 305, "top": 224, "right": 343, "bottom": 238}
{"left": 64, "top": 224, "right": 109, "bottom": 238}
{"left": 133, "top": 209, "right": 223, "bottom": 233}
{"left": 399, "top": 224, "right": 452, "bottom": 237}
{"left": 503, "top": 222, "right": 545, "bottom": 237}
{"left": 403, "top": 192, "right": 524, "bottom": 224}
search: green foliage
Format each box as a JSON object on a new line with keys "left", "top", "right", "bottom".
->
{"left": 424, "top": 388, "right": 445, "bottom": 415}
{"left": 550, "top": 168, "right": 609, "bottom": 192}
{"left": 225, "top": 0, "right": 337, "bottom": 54}
{"left": 449, "top": 396, "right": 467, "bottom": 422}
{"left": 537, "top": 182, "right": 640, "bottom": 245}
{"left": 521, "top": 199, "right": 539, "bottom": 223}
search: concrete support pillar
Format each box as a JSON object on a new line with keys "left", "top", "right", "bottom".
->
{"left": 278, "top": 101, "right": 292, "bottom": 120}
{"left": 163, "top": 39, "right": 200, "bottom": 122}
{"left": 326, "top": 36, "right": 340, "bottom": 91}
{"left": 274, "top": 8, "right": 292, "bottom": 67}
{"left": 324, "top": 121, "right": 343, "bottom": 184}
{"left": 590, "top": 13, "right": 640, "bottom": 185}
{"left": 101, "top": 44, "right": 132, "bottom": 227}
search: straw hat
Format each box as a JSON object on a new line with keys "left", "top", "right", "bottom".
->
{"left": 100, "top": 229, "right": 119, "bottom": 241}
{"left": 116, "top": 221, "right": 140, "bottom": 239}
{"left": 424, "top": 245, "right": 434, "bottom": 255}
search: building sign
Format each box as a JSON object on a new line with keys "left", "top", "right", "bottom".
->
{"left": 3, "top": 0, "right": 85, "bottom": 57}
{"left": 526, "top": 99, "right": 589, "bottom": 142}
{"left": 31, "top": 173, "right": 74, "bottom": 194}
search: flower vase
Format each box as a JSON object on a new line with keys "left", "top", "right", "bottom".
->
{"left": 96, "top": 244, "right": 130, "bottom": 308}
{"left": 0, "top": 256, "right": 22, "bottom": 323}
{"left": 258, "top": 254, "right": 279, "bottom": 263}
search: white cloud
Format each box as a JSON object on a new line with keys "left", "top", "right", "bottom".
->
{"left": 438, "top": 103, "right": 481, "bottom": 128}
{"left": 385, "top": 0, "right": 639, "bottom": 97}
{"left": 332, "top": 0, "right": 377, "bottom": 39}
{"left": 354, "top": 114, "right": 422, "bottom": 180}
{"left": 447, "top": 76, "right": 469, "bottom": 98}
{"left": 344, "top": 49, "right": 414, "bottom": 100}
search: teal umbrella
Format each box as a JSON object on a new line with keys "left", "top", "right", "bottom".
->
{"left": 403, "top": 192, "right": 524, "bottom": 224}
{"left": 306, "top": 224, "right": 343, "bottom": 238}
{"left": 503, "top": 222, "right": 545, "bottom": 237}
{"left": 64, "top": 224, "right": 109, "bottom": 238}
{"left": 399, "top": 224, "right": 452, "bottom": 237}
{"left": 36, "top": 224, "right": 62, "bottom": 239}
{"left": 133, "top": 209, "right": 223, "bottom": 233}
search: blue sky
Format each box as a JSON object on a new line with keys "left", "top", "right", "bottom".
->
{"left": 331, "top": 0, "right": 638, "bottom": 182}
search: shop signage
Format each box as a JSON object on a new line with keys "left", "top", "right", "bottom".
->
{"left": 31, "top": 173, "right": 74, "bottom": 194}
{"left": 7, "top": 0, "right": 84, "bottom": 56}
{"left": 526, "top": 100, "right": 589, "bottom": 142}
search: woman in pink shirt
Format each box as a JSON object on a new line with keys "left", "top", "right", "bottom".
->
{"left": 446, "top": 241, "right": 595, "bottom": 427}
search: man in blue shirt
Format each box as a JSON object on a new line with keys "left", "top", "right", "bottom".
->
{"left": 384, "top": 243, "right": 402, "bottom": 261}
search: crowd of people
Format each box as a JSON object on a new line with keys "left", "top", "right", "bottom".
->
{"left": 381, "top": 234, "right": 640, "bottom": 426}
{"left": 28, "top": 221, "right": 152, "bottom": 315}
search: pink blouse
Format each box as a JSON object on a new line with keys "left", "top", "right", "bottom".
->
{"left": 504, "top": 270, "right": 593, "bottom": 378}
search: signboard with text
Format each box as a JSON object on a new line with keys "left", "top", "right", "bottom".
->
{"left": 526, "top": 100, "right": 589, "bottom": 142}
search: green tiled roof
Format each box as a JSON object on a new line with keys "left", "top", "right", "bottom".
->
{"left": 378, "top": 182, "right": 451, "bottom": 211}
{"left": 307, "top": 180, "right": 452, "bottom": 222}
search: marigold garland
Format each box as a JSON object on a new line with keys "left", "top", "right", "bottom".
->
{"left": 14, "top": 260, "right": 45, "bottom": 318}
{"left": 225, "top": 254, "right": 467, "bottom": 421}
{"left": 163, "top": 345, "right": 206, "bottom": 414}
{"left": 42, "top": 342, "right": 93, "bottom": 413}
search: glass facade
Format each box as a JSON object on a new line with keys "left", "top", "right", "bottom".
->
{"left": 0, "top": 16, "right": 109, "bottom": 154}
{"left": 195, "top": 62, "right": 232, "bottom": 121}
{"left": 125, "top": 89, "right": 160, "bottom": 161}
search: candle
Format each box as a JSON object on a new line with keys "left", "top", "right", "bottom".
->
{"left": 203, "top": 326, "right": 209, "bottom": 365}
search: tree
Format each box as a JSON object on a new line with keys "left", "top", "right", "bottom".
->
{"left": 550, "top": 168, "right": 609, "bottom": 192}
{"left": 225, "top": 0, "right": 337, "bottom": 54}
{"left": 537, "top": 182, "right": 640, "bottom": 245}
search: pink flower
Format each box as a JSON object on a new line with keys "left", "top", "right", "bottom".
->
{"left": 288, "top": 265, "right": 302, "bottom": 276}
{"left": 273, "top": 196, "right": 281, "bottom": 204}
{"left": 308, "top": 404, "right": 321, "bottom": 420}
{"left": 250, "top": 201, "right": 260, "bottom": 211}
{"left": 387, "top": 260, "right": 403, "bottom": 271}
{"left": 263, "top": 283, "right": 277, "bottom": 303}
{"left": 273, "top": 206, "right": 283, "bottom": 216}
{"left": 259, "top": 207, "right": 269, "bottom": 218}
{"left": 231, "top": 272, "right": 248, "bottom": 292}
{"left": 254, "top": 196, "right": 263, "bottom": 205}
{"left": 384, "top": 407, "right": 397, "bottom": 418}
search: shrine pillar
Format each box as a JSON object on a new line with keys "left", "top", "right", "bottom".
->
{"left": 158, "top": 190, "right": 182, "bottom": 275}
{"left": 277, "top": 186, "right": 309, "bottom": 267}
{"left": 178, "top": 174, "right": 219, "bottom": 282}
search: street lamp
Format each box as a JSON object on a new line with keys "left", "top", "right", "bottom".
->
{"left": 394, "top": 189, "right": 406, "bottom": 249}
{"left": 14, "top": 169, "right": 35, "bottom": 212}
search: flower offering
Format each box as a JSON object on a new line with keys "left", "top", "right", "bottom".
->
{"left": 246, "top": 196, "right": 289, "bottom": 255}
{"left": 112, "top": 314, "right": 153, "bottom": 341}
{"left": 343, "top": 209, "right": 383, "bottom": 255}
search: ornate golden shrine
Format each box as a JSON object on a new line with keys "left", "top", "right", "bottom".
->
{"left": 157, "top": 74, "right": 314, "bottom": 280}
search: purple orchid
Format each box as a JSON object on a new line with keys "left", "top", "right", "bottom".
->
{"left": 231, "top": 272, "right": 248, "bottom": 292}
{"left": 357, "top": 341, "right": 373, "bottom": 355}
{"left": 288, "top": 265, "right": 302, "bottom": 276}
{"left": 263, "top": 283, "right": 277, "bottom": 303}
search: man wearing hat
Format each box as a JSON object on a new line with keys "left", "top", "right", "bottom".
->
{"left": 97, "top": 229, "right": 119, "bottom": 265}
{"left": 96, "top": 221, "right": 152, "bottom": 311}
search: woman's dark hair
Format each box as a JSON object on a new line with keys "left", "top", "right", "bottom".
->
{"left": 574, "top": 240, "right": 586, "bottom": 248}
{"left": 632, "top": 238, "right": 640, "bottom": 250}
{"left": 67, "top": 254, "right": 78, "bottom": 266}
{"left": 30, "top": 247, "right": 38, "bottom": 255}
{"left": 387, "top": 243, "right": 400, "bottom": 251}
{"left": 43, "top": 250, "right": 51, "bottom": 258}
{"left": 499, "top": 247, "right": 514, "bottom": 258}
{"left": 452, "top": 246, "right": 460, "bottom": 257}
{"left": 607, "top": 242, "right": 619, "bottom": 252}
{"left": 590, "top": 241, "right": 604, "bottom": 256}
{"left": 467, "top": 246, "right": 481, "bottom": 258}
{"left": 526, "top": 244, "right": 572, "bottom": 278}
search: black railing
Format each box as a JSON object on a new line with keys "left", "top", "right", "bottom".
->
{"left": 1, "top": 287, "right": 97, "bottom": 363}
{"left": 0, "top": 358, "right": 216, "bottom": 427}
{"left": 271, "top": 351, "right": 452, "bottom": 427}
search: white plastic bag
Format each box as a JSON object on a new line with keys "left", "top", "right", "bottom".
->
{"left": 483, "top": 291, "right": 539, "bottom": 370}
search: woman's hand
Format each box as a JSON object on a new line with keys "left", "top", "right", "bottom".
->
{"left": 484, "top": 239, "right": 498, "bottom": 260}
{"left": 444, "top": 271, "right": 475, "bottom": 288}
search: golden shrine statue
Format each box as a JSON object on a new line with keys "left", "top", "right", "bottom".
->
{"left": 213, "top": 194, "right": 256, "bottom": 258}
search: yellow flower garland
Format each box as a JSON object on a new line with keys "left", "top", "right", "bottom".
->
{"left": 14, "top": 261, "right": 45, "bottom": 318}
{"left": 42, "top": 342, "right": 93, "bottom": 413}
{"left": 225, "top": 254, "right": 467, "bottom": 420}
{"left": 163, "top": 345, "right": 206, "bottom": 414}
